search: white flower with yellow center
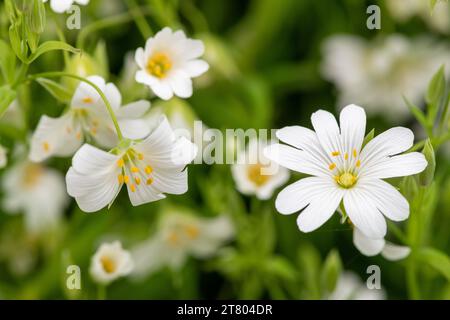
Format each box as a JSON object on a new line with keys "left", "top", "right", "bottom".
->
{"left": 132, "top": 212, "right": 234, "bottom": 277}
{"left": 134, "top": 27, "right": 209, "bottom": 100}
{"left": 1, "top": 160, "right": 68, "bottom": 234}
{"left": 264, "top": 104, "right": 428, "bottom": 240}
{"left": 0, "top": 145, "right": 7, "bottom": 168}
{"left": 90, "top": 241, "right": 133, "bottom": 285}
{"left": 30, "top": 75, "right": 151, "bottom": 162}
{"left": 232, "top": 139, "right": 289, "bottom": 200}
{"left": 353, "top": 228, "right": 410, "bottom": 261}
{"left": 66, "top": 116, "right": 197, "bottom": 212}
{"left": 42, "top": 0, "right": 89, "bottom": 13}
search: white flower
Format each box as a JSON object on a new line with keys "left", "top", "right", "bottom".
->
{"left": 327, "top": 271, "right": 386, "bottom": 300}
{"left": 353, "top": 228, "right": 410, "bottom": 261}
{"left": 134, "top": 27, "right": 209, "bottom": 100}
{"left": 66, "top": 116, "right": 197, "bottom": 212}
{"left": 386, "top": 0, "right": 449, "bottom": 34}
{"left": 232, "top": 139, "right": 289, "bottom": 200}
{"left": 30, "top": 75, "right": 151, "bottom": 162}
{"left": 321, "top": 34, "right": 450, "bottom": 120}
{"left": 264, "top": 104, "right": 428, "bottom": 239}
{"left": 1, "top": 160, "right": 68, "bottom": 233}
{"left": 131, "top": 212, "right": 234, "bottom": 277}
{"left": 0, "top": 145, "right": 7, "bottom": 168}
{"left": 90, "top": 241, "right": 133, "bottom": 285}
{"left": 42, "top": 0, "right": 89, "bottom": 13}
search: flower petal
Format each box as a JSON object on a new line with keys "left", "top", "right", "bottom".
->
{"left": 360, "top": 152, "right": 427, "bottom": 179}
{"left": 119, "top": 119, "right": 151, "bottom": 140}
{"left": 311, "top": 109, "right": 342, "bottom": 156}
{"left": 275, "top": 177, "right": 336, "bottom": 214}
{"left": 184, "top": 59, "right": 209, "bottom": 77}
{"left": 169, "top": 74, "right": 193, "bottom": 98}
{"left": 339, "top": 104, "right": 366, "bottom": 155}
{"left": 264, "top": 143, "right": 331, "bottom": 177}
{"left": 344, "top": 188, "right": 387, "bottom": 239}
{"left": 353, "top": 228, "right": 385, "bottom": 256}
{"left": 296, "top": 185, "right": 343, "bottom": 232}
{"left": 357, "top": 178, "right": 409, "bottom": 221}
{"left": 71, "top": 144, "right": 119, "bottom": 175}
{"left": 116, "top": 100, "right": 150, "bottom": 119}
{"left": 381, "top": 243, "right": 411, "bottom": 261}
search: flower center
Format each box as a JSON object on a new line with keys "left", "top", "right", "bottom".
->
{"left": 335, "top": 172, "right": 357, "bottom": 188}
{"left": 100, "top": 256, "right": 116, "bottom": 274}
{"left": 166, "top": 223, "right": 200, "bottom": 247}
{"left": 146, "top": 53, "right": 172, "bottom": 78}
{"left": 22, "top": 163, "right": 43, "bottom": 188}
{"left": 116, "top": 149, "right": 153, "bottom": 192}
{"left": 247, "top": 163, "right": 270, "bottom": 187}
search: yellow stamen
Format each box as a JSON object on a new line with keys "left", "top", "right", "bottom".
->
{"left": 331, "top": 151, "right": 340, "bottom": 156}
{"left": 344, "top": 153, "right": 349, "bottom": 160}
{"left": 76, "top": 132, "right": 82, "bottom": 140}
{"left": 146, "top": 178, "right": 153, "bottom": 185}
{"left": 117, "top": 158, "right": 125, "bottom": 167}
{"left": 138, "top": 153, "right": 144, "bottom": 160}
{"left": 124, "top": 175, "right": 130, "bottom": 184}
{"left": 146, "top": 53, "right": 172, "bottom": 78}
{"left": 335, "top": 172, "right": 357, "bottom": 188}
{"left": 118, "top": 174, "right": 124, "bottom": 184}
{"left": 130, "top": 184, "right": 136, "bottom": 192}
{"left": 353, "top": 149, "right": 357, "bottom": 158}
{"left": 131, "top": 166, "right": 139, "bottom": 173}
{"left": 90, "top": 127, "right": 97, "bottom": 135}
{"left": 247, "top": 163, "right": 270, "bottom": 186}
{"left": 329, "top": 163, "right": 336, "bottom": 170}
{"left": 82, "top": 97, "right": 93, "bottom": 104}
{"left": 135, "top": 177, "right": 141, "bottom": 185}
{"left": 356, "top": 160, "right": 361, "bottom": 167}
{"left": 185, "top": 225, "right": 200, "bottom": 239}
{"left": 167, "top": 232, "right": 179, "bottom": 246}
{"left": 145, "top": 166, "right": 153, "bottom": 174}
{"left": 100, "top": 256, "right": 116, "bottom": 274}
{"left": 43, "top": 142, "right": 50, "bottom": 152}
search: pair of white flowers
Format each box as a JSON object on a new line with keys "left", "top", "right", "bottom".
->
{"left": 259, "top": 105, "right": 426, "bottom": 259}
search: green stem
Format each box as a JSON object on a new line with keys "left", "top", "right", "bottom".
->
{"left": 125, "top": 0, "right": 153, "bottom": 39}
{"left": 27, "top": 71, "right": 124, "bottom": 140}
{"left": 51, "top": 11, "right": 70, "bottom": 66}
{"left": 97, "top": 284, "right": 107, "bottom": 300}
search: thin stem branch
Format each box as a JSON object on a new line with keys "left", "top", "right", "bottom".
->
{"left": 125, "top": 0, "right": 153, "bottom": 39}
{"left": 27, "top": 72, "right": 124, "bottom": 140}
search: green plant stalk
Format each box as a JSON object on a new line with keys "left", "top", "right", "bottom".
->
{"left": 27, "top": 71, "right": 124, "bottom": 140}
{"left": 126, "top": 0, "right": 153, "bottom": 39}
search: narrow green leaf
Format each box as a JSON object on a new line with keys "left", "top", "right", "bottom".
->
{"left": 426, "top": 65, "right": 445, "bottom": 110}
{"left": 362, "top": 128, "right": 375, "bottom": 148}
{"left": 403, "top": 95, "right": 429, "bottom": 131}
{"left": 417, "top": 247, "right": 450, "bottom": 281}
{"left": 26, "top": 41, "right": 81, "bottom": 64}
{"left": 420, "top": 139, "right": 435, "bottom": 186}
{"left": 0, "top": 86, "right": 17, "bottom": 119}
{"left": 0, "top": 39, "right": 17, "bottom": 84}
{"left": 321, "top": 249, "right": 342, "bottom": 293}
{"left": 36, "top": 78, "right": 72, "bottom": 103}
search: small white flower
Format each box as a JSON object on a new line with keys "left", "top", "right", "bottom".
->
{"left": 66, "top": 116, "right": 197, "bottom": 212}
{"left": 264, "top": 104, "right": 428, "bottom": 240}
{"left": 132, "top": 212, "right": 234, "bottom": 277}
{"left": 1, "top": 160, "right": 68, "bottom": 233}
{"left": 30, "top": 75, "right": 151, "bottom": 162}
{"left": 327, "top": 271, "right": 386, "bottom": 300}
{"left": 321, "top": 35, "right": 450, "bottom": 119}
{"left": 353, "top": 228, "right": 411, "bottom": 261}
{"left": 42, "top": 0, "right": 89, "bottom": 13}
{"left": 90, "top": 241, "right": 133, "bottom": 285}
{"left": 0, "top": 145, "right": 7, "bottom": 168}
{"left": 134, "top": 27, "right": 209, "bottom": 100}
{"left": 232, "top": 139, "right": 289, "bottom": 200}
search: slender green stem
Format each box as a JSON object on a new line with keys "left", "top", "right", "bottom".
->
{"left": 125, "top": 0, "right": 153, "bottom": 39}
{"left": 27, "top": 71, "right": 124, "bottom": 140}
{"left": 97, "top": 284, "right": 107, "bottom": 300}
{"left": 51, "top": 12, "right": 70, "bottom": 66}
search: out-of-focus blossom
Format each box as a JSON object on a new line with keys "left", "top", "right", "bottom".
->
{"left": 386, "top": 0, "right": 449, "bottom": 34}
{"left": 135, "top": 27, "right": 209, "bottom": 100}
{"left": 132, "top": 212, "right": 234, "bottom": 277}
{"left": 66, "top": 116, "right": 197, "bottom": 212}
{"left": 321, "top": 35, "right": 450, "bottom": 119}
{"left": 353, "top": 228, "right": 411, "bottom": 261}
{"left": 232, "top": 139, "right": 289, "bottom": 200}
{"left": 327, "top": 271, "right": 386, "bottom": 300}
{"left": 265, "top": 105, "right": 427, "bottom": 239}
{"left": 30, "top": 76, "right": 150, "bottom": 162}
{"left": 43, "top": 0, "right": 90, "bottom": 13}
{"left": 90, "top": 241, "right": 133, "bottom": 285}
{"left": 1, "top": 160, "right": 68, "bottom": 234}
{"left": 0, "top": 145, "right": 7, "bottom": 168}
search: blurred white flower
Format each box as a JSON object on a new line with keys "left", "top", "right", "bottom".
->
{"left": 321, "top": 34, "right": 450, "bottom": 119}
{"left": 1, "top": 160, "right": 68, "bottom": 234}
{"left": 66, "top": 116, "right": 197, "bottom": 212}
{"left": 353, "top": 228, "right": 410, "bottom": 261}
{"left": 232, "top": 139, "right": 289, "bottom": 200}
{"left": 90, "top": 241, "right": 133, "bottom": 285}
{"left": 132, "top": 212, "right": 234, "bottom": 277}
{"left": 386, "top": 0, "right": 449, "bottom": 34}
{"left": 135, "top": 27, "right": 209, "bottom": 100}
{"left": 327, "top": 271, "right": 386, "bottom": 300}
{"left": 0, "top": 145, "right": 7, "bottom": 168}
{"left": 264, "top": 104, "right": 427, "bottom": 239}
{"left": 43, "top": 0, "right": 89, "bottom": 13}
{"left": 30, "top": 75, "right": 150, "bottom": 162}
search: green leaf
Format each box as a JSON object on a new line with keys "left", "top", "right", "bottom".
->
{"left": 362, "top": 128, "right": 375, "bottom": 148}
{"left": 321, "top": 249, "right": 342, "bottom": 293}
{"left": 264, "top": 256, "right": 297, "bottom": 281}
{"left": 420, "top": 139, "right": 435, "bottom": 186}
{"left": 0, "top": 39, "right": 17, "bottom": 84}
{"left": 426, "top": 65, "right": 445, "bottom": 121}
{"left": 26, "top": 41, "right": 81, "bottom": 64}
{"left": 417, "top": 247, "right": 450, "bottom": 281}
{"left": 36, "top": 78, "right": 73, "bottom": 103}
{"left": 403, "top": 95, "right": 429, "bottom": 131}
{"left": 0, "top": 86, "right": 17, "bottom": 119}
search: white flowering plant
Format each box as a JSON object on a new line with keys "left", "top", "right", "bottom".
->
{"left": 0, "top": 0, "right": 448, "bottom": 300}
